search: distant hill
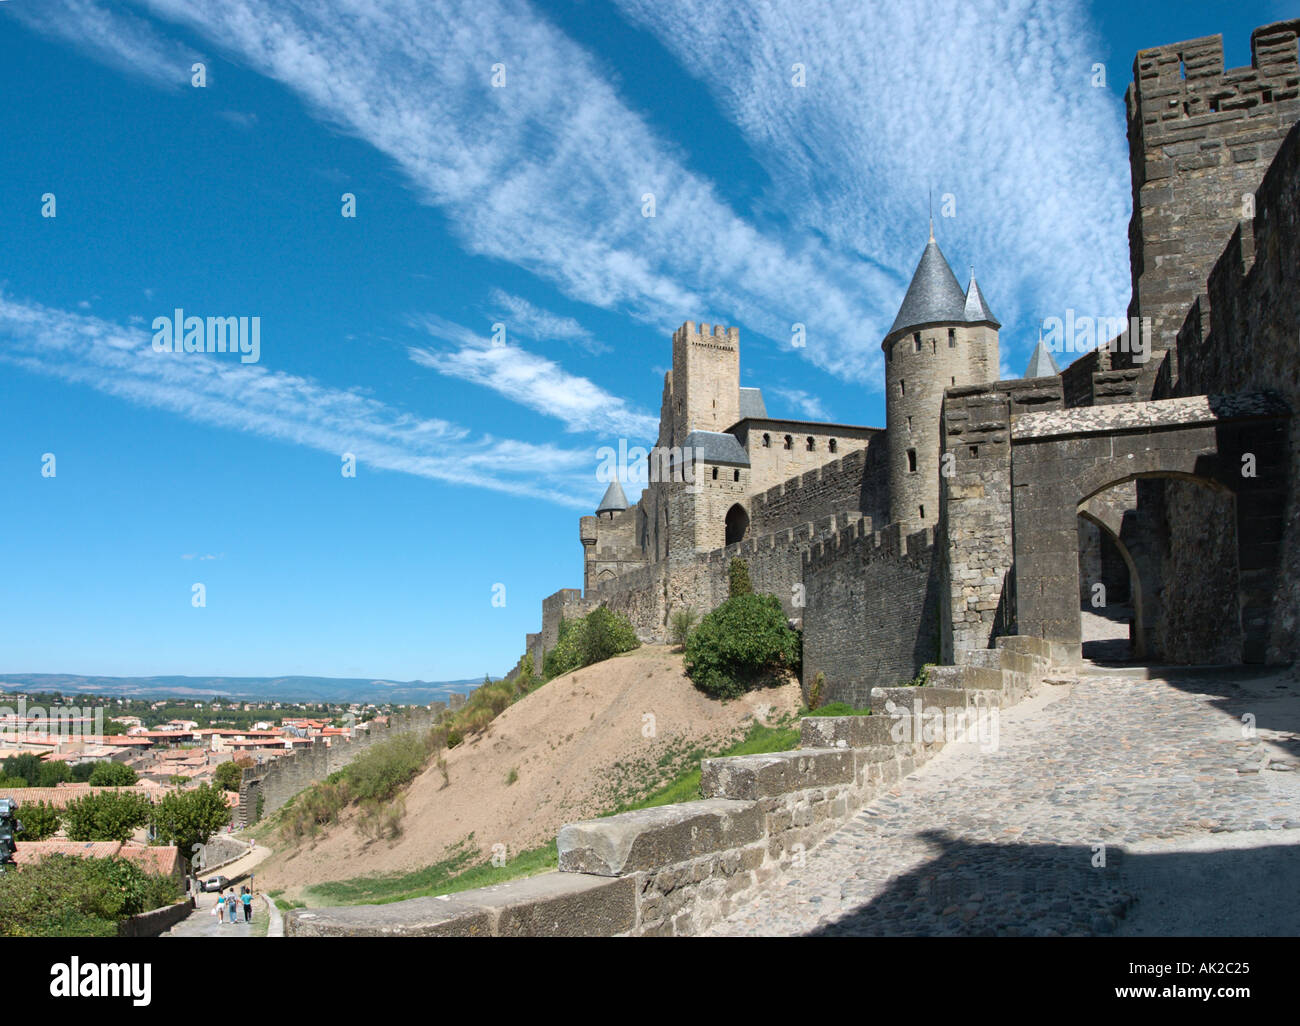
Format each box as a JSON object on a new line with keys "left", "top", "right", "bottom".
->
{"left": 0, "top": 672, "right": 489, "bottom": 706}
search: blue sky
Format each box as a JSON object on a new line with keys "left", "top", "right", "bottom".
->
{"left": 0, "top": 0, "right": 1285, "bottom": 682}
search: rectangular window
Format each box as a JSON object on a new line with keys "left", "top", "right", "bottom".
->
{"left": 913, "top": 332, "right": 921, "bottom": 352}
{"left": 900, "top": 379, "right": 905, "bottom": 397}
{"left": 948, "top": 328, "right": 956, "bottom": 347}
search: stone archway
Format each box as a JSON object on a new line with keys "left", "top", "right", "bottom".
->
{"left": 1010, "top": 393, "right": 1288, "bottom": 664}
{"left": 724, "top": 504, "right": 750, "bottom": 546}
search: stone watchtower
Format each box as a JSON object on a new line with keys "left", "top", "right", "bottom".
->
{"left": 882, "top": 227, "right": 1000, "bottom": 528}
{"left": 670, "top": 322, "right": 740, "bottom": 447}
{"left": 1124, "top": 20, "right": 1300, "bottom": 385}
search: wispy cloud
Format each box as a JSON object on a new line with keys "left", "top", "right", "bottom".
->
{"left": 487, "top": 289, "right": 604, "bottom": 353}
{"left": 5, "top": 0, "right": 197, "bottom": 90}
{"left": 409, "top": 315, "right": 658, "bottom": 438}
{"left": 768, "top": 387, "right": 831, "bottom": 422}
{"left": 0, "top": 294, "right": 595, "bottom": 506}
{"left": 612, "top": 0, "right": 1132, "bottom": 371}
{"left": 94, "top": 0, "right": 896, "bottom": 384}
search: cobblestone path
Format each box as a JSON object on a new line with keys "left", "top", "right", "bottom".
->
{"left": 709, "top": 669, "right": 1300, "bottom": 936}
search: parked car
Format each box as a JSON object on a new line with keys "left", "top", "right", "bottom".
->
{"left": 200, "top": 875, "right": 231, "bottom": 892}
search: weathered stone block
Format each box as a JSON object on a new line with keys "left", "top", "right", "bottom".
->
{"left": 557, "top": 799, "right": 762, "bottom": 876}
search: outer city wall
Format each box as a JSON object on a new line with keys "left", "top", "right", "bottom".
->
{"left": 238, "top": 708, "right": 438, "bottom": 828}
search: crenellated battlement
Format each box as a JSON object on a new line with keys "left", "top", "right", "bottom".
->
{"left": 672, "top": 321, "right": 740, "bottom": 348}
{"left": 1129, "top": 21, "right": 1300, "bottom": 133}
{"left": 802, "top": 519, "right": 935, "bottom": 575}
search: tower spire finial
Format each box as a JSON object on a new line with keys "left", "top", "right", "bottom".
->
{"left": 928, "top": 189, "right": 934, "bottom": 241}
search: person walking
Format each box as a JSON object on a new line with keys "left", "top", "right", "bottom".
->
{"left": 215, "top": 891, "right": 226, "bottom": 926}
{"left": 241, "top": 886, "right": 253, "bottom": 922}
{"left": 228, "top": 889, "right": 238, "bottom": 923}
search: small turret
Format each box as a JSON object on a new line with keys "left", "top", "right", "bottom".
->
{"left": 596, "top": 479, "right": 629, "bottom": 518}
{"left": 882, "top": 228, "right": 1000, "bottom": 528}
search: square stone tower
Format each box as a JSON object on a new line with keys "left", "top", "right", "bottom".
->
{"left": 670, "top": 322, "right": 741, "bottom": 448}
{"left": 1124, "top": 20, "right": 1300, "bottom": 381}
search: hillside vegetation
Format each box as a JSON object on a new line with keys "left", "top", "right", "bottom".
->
{"left": 253, "top": 643, "right": 801, "bottom": 903}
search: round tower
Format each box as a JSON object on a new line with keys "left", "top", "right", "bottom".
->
{"left": 882, "top": 227, "right": 1000, "bottom": 529}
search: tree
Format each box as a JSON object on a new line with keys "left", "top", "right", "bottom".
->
{"left": 213, "top": 760, "right": 246, "bottom": 792}
{"left": 14, "top": 800, "right": 61, "bottom": 841}
{"left": 684, "top": 592, "right": 801, "bottom": 699}
{"left": 151, "top": 783, "right": 231, "bottom": 867}
{"left": 1, "top": 754, "right": 43, "bottom": 787}
{"left": 70, "top": 763, "right": 96, "bottom": 783}
{"left": 87, "top": 761, "right": 137, "bottom": 787}
{"left": 37, "top": 761, "right": 72, "bottom": 787}
{"left": 63, "top": 791, "right": 152, "bottom": 842}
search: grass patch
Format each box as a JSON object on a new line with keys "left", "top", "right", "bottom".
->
{"left": 800, "top": 702, "right": 872, "bottom": 717}
{"left": 604, "top": 718, "right": 801, "bottom": 816}
{"left": 301, "top": 836, "right": 558, "bottom": 907}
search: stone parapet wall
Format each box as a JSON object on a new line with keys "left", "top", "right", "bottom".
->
{"left": 285, "top": 639, "right": 1053, "bottom": 937}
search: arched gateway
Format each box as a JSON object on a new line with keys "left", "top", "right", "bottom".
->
{"left": 1009, "top": 393, "right": 1289, "bottom": 664}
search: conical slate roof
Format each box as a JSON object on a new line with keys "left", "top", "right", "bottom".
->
{"left": 888, "top": 235, "right": 969, "bottom": 338}
{"left": 1023, "top": 340, "right": 1061, "bottom": 379}
{"left": 596, "top": 478, "right": 628, "bottom": 515}
{"left": 963, "top": 273, "right": 1000, "bottom": 328}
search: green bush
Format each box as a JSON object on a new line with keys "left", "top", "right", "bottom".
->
{"left": 580, "top": 606, "right": 640, "bottom": 665}
{"left": 543, "top": 607, "right": 640, "bottom": 680}
{"left": 728, "top": 558, "right": 753, "bottom": 598}
{"left": 63, "top": 790, "right": 153, "bottom": 842}
{"left": 13, "top": 800, "right": 61, "bottom": 841}
{"left": 70, "top": 763, "right": 96, "bottom": 783}
{"left": 0, "top": 854, "right": 181, "bottom": 937}
{"left": 669, "top": 607, "right": 700, "bottom": 648}
{"left": 684, "top": 593, "right": 801, "bottom": 699}
{"left": 88, "top": 761, "right": 138, "bottom": 787}
{"left": 0, "top": 776, "right": 29, "bottom": 790}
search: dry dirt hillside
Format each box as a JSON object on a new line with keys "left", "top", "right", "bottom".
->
{"left": 255, "top": 644, "right": 801, "bottom": 893}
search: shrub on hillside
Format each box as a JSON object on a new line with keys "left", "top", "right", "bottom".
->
{"left": 728, "top": 558, "right": 753, "bottom": 598}
{"left": 63, "top": 790, "right": 153, "bottom": 843}
{"left": 684, "top": 593, "right": 801, "bottom": 699}
{"left": 669, "top": 607, "right": 700, "bottom": 649}
{"left": 580, "top": 606, "right": 640, "bottom": 665}
{"left": 0, "top": 853, "right": 180, "bottom": 937}
{"left": 543, "top": 607, "right": 640, "bottom": 680}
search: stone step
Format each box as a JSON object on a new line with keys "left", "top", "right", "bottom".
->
{"left": 869, "top": 684, "right": 972, "bottom": 715}
{"left": 558, "top": 799, "right": 762, "bottom": 877}
{"left": 701, "top": 748, "right": 855, "bottom": 801}
{"left": 799, "top": 714, "right": 894, "bottom": 749}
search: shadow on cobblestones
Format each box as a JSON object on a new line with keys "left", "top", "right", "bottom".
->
{"left": 807, "top": 826, "right": 1300, "bottom": 937}
{"left": 808, "top": 829, "right": 1132, "bottom": 937}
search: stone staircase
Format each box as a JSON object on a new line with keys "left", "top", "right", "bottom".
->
{"left": 285, "top": 637, "right": 1057, "bottom": 937}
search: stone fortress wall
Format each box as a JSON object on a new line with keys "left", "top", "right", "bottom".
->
{"left": 237, "top": 708, "right": 438, "bottom": 828}
{"left": 512, "top": 19, "right": 1300, "bottom": 706}
{"left": 289, "top": 19, "right": 1300, "bottom": 939}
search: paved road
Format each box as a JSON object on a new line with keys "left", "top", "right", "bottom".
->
{"left": 709, "top": 668, "right": 1300, "bottom": 936}
{"left": 162, "top": 843, "right": 276, "bottom": 938}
